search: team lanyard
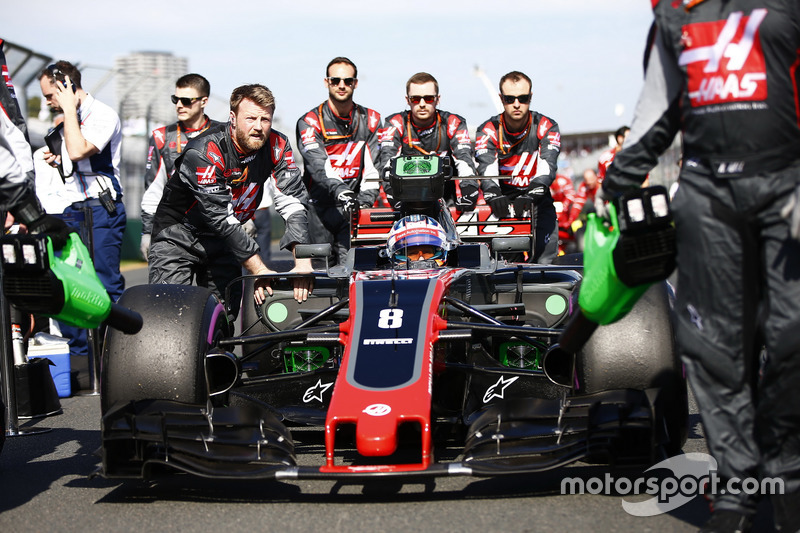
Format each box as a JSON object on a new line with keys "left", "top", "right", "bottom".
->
{"left": 406, "top": 112, "right": 443, "bottom": 155}
{"left": 497, "top": 112, "right": 532, "bottom": 155}
{"left": 318, "top": 103, "right": 358, "bottom": 141}
{"left": 176, "top": 116, "right": 211, "bottom": 154}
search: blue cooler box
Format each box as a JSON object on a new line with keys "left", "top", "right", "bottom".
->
{"left": 26, "top": 341, "right": 71, "bottom": 398}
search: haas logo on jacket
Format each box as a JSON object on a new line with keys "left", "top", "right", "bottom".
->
{"left": 679, "top": 9, "right": 768, "bottom": 107}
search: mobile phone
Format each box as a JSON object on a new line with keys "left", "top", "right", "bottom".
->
{"left": 48, "top": 65, "right": 76, "bottom": 93}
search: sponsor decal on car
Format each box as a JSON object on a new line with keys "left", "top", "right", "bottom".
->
{"left": 303, "top": 379, "right": 333, "bottom": 403}
{"left": 362, "top": 338, "right": 414, "bottom": 345}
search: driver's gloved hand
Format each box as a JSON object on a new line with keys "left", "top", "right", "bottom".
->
{"left": 781, "top": 183, "right": 800, "bottom": 240}
{"left": 337, "top": 189, "right": 358, "bottom": 213}
{"left": 28, "top": 214, "right": 73, "bottom": 250}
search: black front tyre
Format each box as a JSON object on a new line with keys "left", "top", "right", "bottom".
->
{"left": 101, "top": 284, "right": 230, "bottom": 414}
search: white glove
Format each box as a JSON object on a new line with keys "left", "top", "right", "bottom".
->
{"left": 140, "top": 233, "right": 151, "bottom": 261}
{"left": 594, "top": 186, "right": 611, "bottom": 220}
{"left": 242, "top": 218, "right": 258, "bottom": 238}
{"left": 780, "top": 183, "right": 800, "bottom": 240}
{"left": 337, "top": 189, "right": 357, "bottom": 213}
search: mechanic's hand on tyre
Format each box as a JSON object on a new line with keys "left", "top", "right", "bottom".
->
{"left": 28, "top": 214, "right": 74, "bottom": 250}
{"left": 139, "top": 233, "right": 151, "bottom": 261}
{"left": 486, "top": 195, "right": 511, "bottom": 219}
{"left": 337, "top": 189, "right": 358, "bottom": 213}
{"left": 781, "top": 183, "right": 800, "bottom": 240}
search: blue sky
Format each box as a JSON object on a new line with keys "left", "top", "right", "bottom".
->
{"left": 4, "top": 0, "right": 654, "bottom": 134}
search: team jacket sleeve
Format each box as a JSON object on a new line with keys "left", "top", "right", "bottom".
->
{"left": 355, "top": 109, "right": 382, "bottom": 207}
{"left": 533, "top": 119, "right": 561, "bottom": 188}
{"left": 0, "top": 108, "right": 33, "bottom": 210}
{"left": 474, "top": 120, "right": 503, "bottom": 195}
{"left": 604, "top": 20, "right": 683, "bottom": 192}
{"left": 143, "top": 130, "right": 166, "bottom": 190}
{"left": 270, "top": 140, "right": 310, "bottom": 250}
{"left": 447, "top": 114, "right": 480, "bottom": 195}
{"left": 176, "top": 145, "right": 258, "bottom": 264}
{"left": 377, "top": 114, "right": 404, "bottom": 201}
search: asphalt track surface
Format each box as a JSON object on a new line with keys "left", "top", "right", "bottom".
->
{"left": 0, "top": 264, "right": 777, "bottom": 532}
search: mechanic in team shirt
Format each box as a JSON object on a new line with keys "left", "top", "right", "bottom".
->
{"left": 386, "top": 214, "right": 452, "bottom": 270}
{"left": 474, "top": 71, "right": 561, "bottom": 264}
{"left": 598, "top": 1, "right": 800, "bottom": 531}
{"left": 378, "top": 72, "right": 480, "bottom": 210}
{"left": 549, "top": 173, "right": 577, "bottom": 235}
{"left": 568, "top": 168, "right": 601, "bottom": 223}
{"left": 139, "top": 74, "right": 222, "bottom": 260}
{"left": 149, "top": 84, "right": 312, "bottom": 313}
{"left": 596, "top": 125, "right": 629, "bottom": 182}
{"left": 296, "top": 57, "right": 382, "bottom": 266}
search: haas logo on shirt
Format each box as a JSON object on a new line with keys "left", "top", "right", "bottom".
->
{"left": 327, "top": 141, "right": 365, "bottom": 180}
{"left": 679, "top": 9, "right": 768, "bottom": 107}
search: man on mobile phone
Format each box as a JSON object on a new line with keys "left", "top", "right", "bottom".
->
{"left": 38, "top": 60, "right": 125, "bottom": 363}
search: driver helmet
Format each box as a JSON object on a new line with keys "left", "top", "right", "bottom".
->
{"left": 387, "top": 214, "right": 449, "bottom": 268}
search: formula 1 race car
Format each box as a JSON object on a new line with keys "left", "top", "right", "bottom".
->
{"left": 99, "top": 155, "right": 687, "bottom": 481}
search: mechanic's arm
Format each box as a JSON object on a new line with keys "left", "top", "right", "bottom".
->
{"left": 376, "top": 117, "right": 404, "bottom": 202}
{"left": 474, "top": 123, "right": 509, "bottom": 218}
{"left": 449, "top": 115, "right": 480, "bottom": 210}
{"left": 54, "top": 76, "right": 100, "bottom": 161}
{"left": 272, "top": 139, "right": 314, "bottom": 302}
{"left": 356, "top": 110, "right": 382, "bottom": 207}
{"left": 245, "top": 253, "right": 277, "bottom": 306}
{"left": 534, "top": 120, "right": 561, "bottom": 188}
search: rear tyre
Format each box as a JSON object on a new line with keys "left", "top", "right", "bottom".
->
{"left": 577, "top": 281, "right": 688, "bottom": 455}
{"left": 101, "top": 284, "right": 230, "bottom": 414}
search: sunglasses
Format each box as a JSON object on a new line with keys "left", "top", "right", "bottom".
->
{"left": 408, "top": 95, "right": 437, "bottom": 104}
{"left": 171, "top": 95, "right": 201, "bottom": 106}
{"left": 500, "top": 94, "right": 531, "bottom": 105}
{"left": 327, "top": 77, "right": 356, "bottom": 87}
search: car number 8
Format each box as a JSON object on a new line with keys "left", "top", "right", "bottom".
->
{"left": 378, "top": 309, "right": 403, "bottom": 329}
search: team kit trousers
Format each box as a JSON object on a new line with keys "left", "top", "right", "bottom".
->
{"left": 670, "top": 160, "right": 800, "bottom": 516}
{"left": 58, "top": 199, "right": 126, "bottom": 358}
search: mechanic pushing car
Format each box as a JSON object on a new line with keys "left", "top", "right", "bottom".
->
{"left": 386, "top": 214, "right": 453, "bottom": 269}
{"left": 148, "top": 84, "right": 313, "bottom": 313}
{"left": 597, "top": 1, "right": 800, "bottom": 531}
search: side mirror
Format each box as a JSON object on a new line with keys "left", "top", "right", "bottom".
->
{"left": 294, "top": 243, "right": 332, "bottom": 259}
{"left": 491, "top": 237, "right": 531, "bottom": 253}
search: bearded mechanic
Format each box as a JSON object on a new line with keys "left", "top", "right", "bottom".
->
{"left": 148, "top": 84, "right": 312, "bottom": 310}
{"left": 599, "top": 1, "right": 800, "bottom": 531}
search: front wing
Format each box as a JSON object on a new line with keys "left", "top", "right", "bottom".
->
{"left": 101, "top": 387, "right": 664, "bottom": 480}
